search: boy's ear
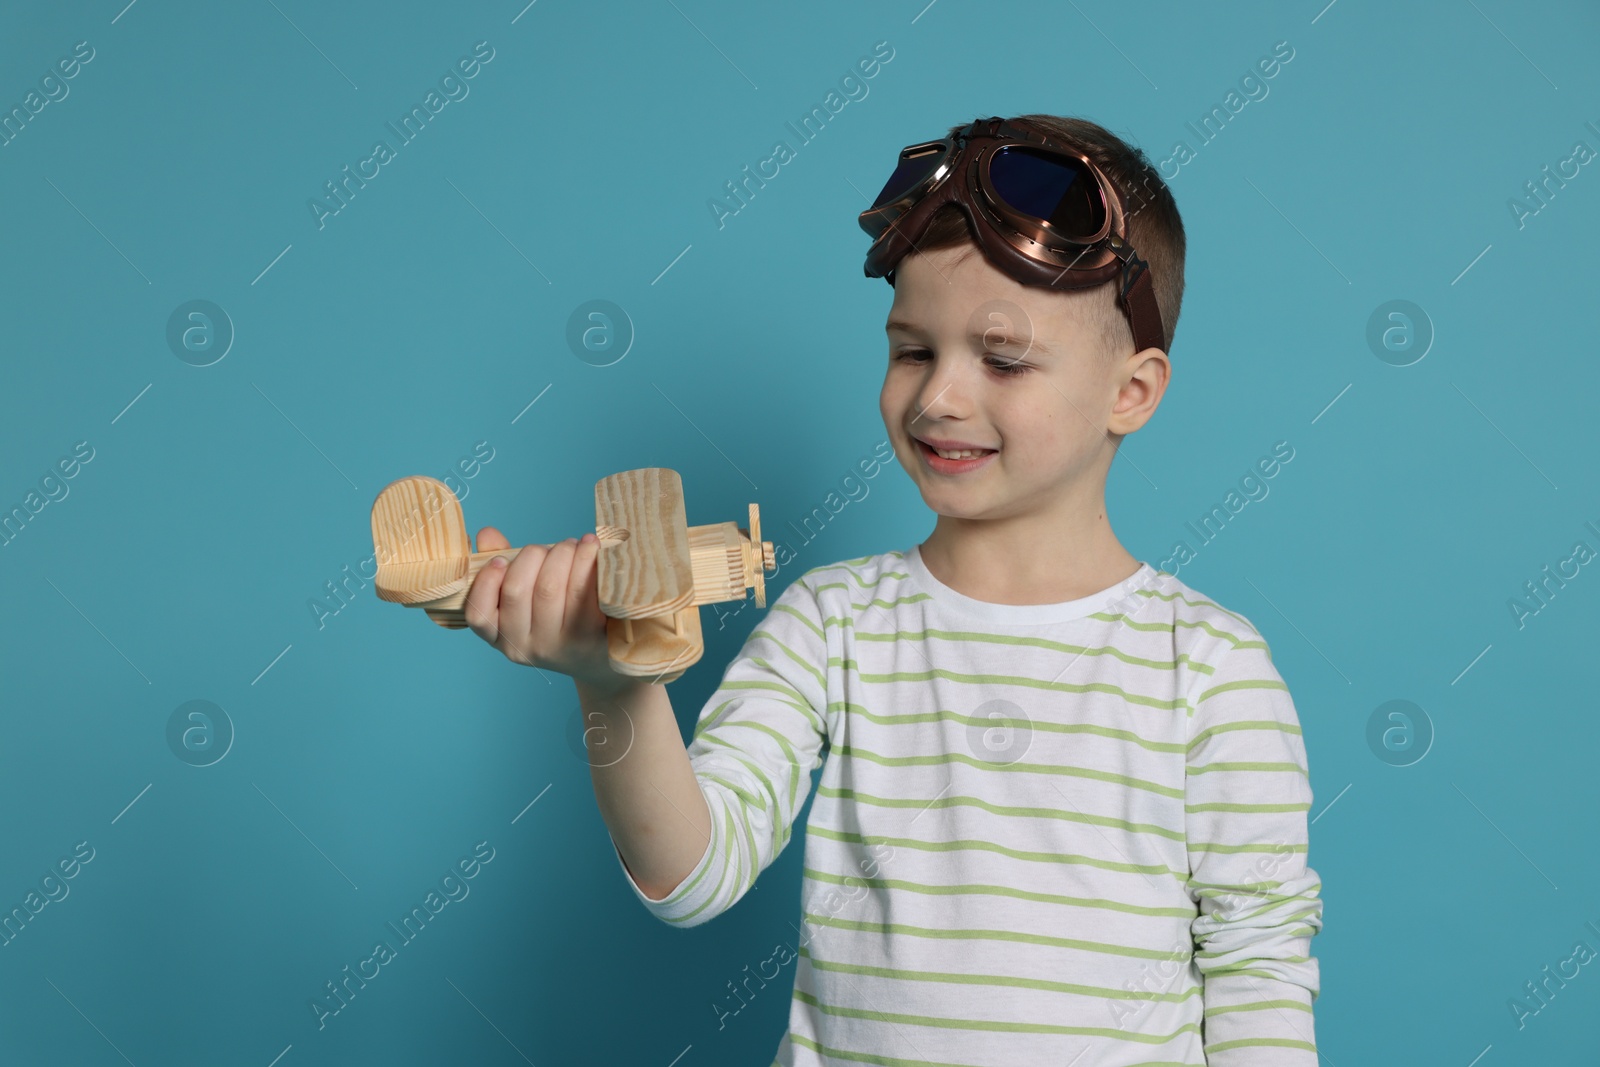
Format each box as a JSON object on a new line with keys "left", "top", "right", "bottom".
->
{"left": 1106, "top": 348, "right": 1170, "bottom": 437}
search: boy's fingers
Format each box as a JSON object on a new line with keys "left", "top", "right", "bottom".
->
{"left": 568, "top": 533, "right": 605, "bottom": 633}
{"left": 463, "top": 556, "right": 508, "bottom": 643}
{"left": 475, "top": 525, "right": 511, "bottom": 552}
{"left": 530, "top": 539, "right": 578, "bottom": 649}
{"left": 497, "top": 542, "right": 548, "bottom": 655}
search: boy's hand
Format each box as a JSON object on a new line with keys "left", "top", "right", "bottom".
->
{"left": 463, "top": 526, "right": 623, "bottom": 690}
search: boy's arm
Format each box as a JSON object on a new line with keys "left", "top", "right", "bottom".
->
{"left": 592, "top": 575, "right": 831, "bottom": 927}
{"left": 575, "top": 676, "right": 712, "bottom": 901}
{"left": 1184, "top": 632, "right": 1323, "bottom": 1065}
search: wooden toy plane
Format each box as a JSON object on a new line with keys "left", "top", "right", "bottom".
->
{"left": 370, "top": 468, "right": 776, "bottom": 685}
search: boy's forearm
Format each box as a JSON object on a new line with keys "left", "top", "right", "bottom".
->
{"left": 575, "top": 676, "right": 712, "bottom": 901}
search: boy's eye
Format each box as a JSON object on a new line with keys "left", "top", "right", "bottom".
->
{"left": 893, "top": 350, "right": 1028, "bottom": 377}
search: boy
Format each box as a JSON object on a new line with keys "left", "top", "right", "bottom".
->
{"left": 464, "top": 113, "right": 1323, "bottom": 1066}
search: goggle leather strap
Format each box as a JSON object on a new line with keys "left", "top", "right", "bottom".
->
{"left": 1118, "top": 252, "right": 1165, "bottom": 355}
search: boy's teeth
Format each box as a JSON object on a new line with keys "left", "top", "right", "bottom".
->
{"left": 932, "top": 446, "right": 992, "bottom": 460}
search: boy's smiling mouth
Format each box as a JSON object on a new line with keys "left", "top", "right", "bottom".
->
{"left": 913, "top": 434, "right": 999, "bottom": 472}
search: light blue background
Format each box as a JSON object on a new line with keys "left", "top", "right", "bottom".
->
{"left": 2, "top": 0, "right": 1597, "bottom": 1063}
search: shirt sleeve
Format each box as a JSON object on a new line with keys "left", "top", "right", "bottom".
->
{"left": 609, "top": 573, "right": 831, "bottom": 928}
{"left": 1184, "top": 629, "right": 1324, "bottom": 1065}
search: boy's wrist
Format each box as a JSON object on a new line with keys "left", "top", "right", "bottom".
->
{"left": 574, "top": 672, "right": 656, "bottom": 704}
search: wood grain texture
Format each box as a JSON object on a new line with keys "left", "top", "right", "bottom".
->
{"left": 371, "top": 476, "right": 472, "bottom": 603}
{"left": 593, "top": 468, "right": 695, "bottom": 619}
{"left": 603, "top": 606, "right": 703, "bottom": 683}
{"left": 687, "top": 521, "right": 749, "bottom": 605}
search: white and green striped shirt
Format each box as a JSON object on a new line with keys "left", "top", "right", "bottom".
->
{"left": 612, "top": 545, "right": 1322, "bottom": 1066}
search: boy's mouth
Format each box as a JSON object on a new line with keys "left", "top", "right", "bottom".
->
{"left": 914, "top": 436, "right": 998, "bottom": 472}
{"left": 914, "top": 434, "right": 998, "bottom": 460}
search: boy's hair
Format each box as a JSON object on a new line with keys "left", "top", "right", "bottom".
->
{"left": 910, "top": 113, "right": 1186, "bottom": 361}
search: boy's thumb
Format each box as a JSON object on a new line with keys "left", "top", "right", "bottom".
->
{"left": 475, "top": 526, "right": 511, "bottom": 552}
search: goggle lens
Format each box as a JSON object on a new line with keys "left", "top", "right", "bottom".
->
{"left": 870, "top": 142, "right": 947, "bottom": 212}
{"left": 988, "top": 145, "right": 1105, "bottom": 241}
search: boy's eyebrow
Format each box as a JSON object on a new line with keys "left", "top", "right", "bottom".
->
{"left": 885, "top": 318, "right": 1056, "bottom": 357}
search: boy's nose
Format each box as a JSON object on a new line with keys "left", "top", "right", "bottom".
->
{"left": 913, "top": 378, "right": 965, "bottom": 423}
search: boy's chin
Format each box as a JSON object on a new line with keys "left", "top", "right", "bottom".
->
{"left": 917, "top": 486, "right": 1000, "bottom": 519}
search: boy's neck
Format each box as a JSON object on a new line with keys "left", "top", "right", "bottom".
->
{"left": 917, "top": 488, "right": 1141, "bottom": 607}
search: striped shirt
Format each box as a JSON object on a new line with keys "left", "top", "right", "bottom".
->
{"left": 611, "top": 545, "right": 1322, "bottom": 1066}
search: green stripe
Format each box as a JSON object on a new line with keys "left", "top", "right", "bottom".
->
{"left": 1187, "top": 841, "right": 1307, "bottom": 854}
{"left": 816, "top": 784, "right": 1185, "bottom": 842}
{"left": 706, "top": 716, "right": 820, "bottom": 811}
{"left": 820, "top": 563, "right": 912, "bottom": 589}
{"left": 702, "top": 681, "right": 807, "bottom": 723}
{"left": 1196, "top": 678, "right": 1288, "bottom": 704}
{"left": 699, "top": 765, "right": 766, "bottom": 813}
{"left": 1206, "top": 1037, "right": 1317, "bottom": 1053}
{"left": 771, "top": 599, "right": 826, "bottom": 643}
{"left": 1186, "top": 719, "right": 1302, "bottom": 752}
{"left": 706, "top": 682, "right": 807, "bottom": 718}
{"left": 807, "top": 824, "right": 1189, "bottom": 884}
{"left": 792, "top": 987, "right": 1203, "bottom": 1044}
{"left": 700, "top": 735, "right": 785, "bottom": 807}
{"left": 736, "top": 780, "right": 761, "bottom": 893}
{"left": 824, "top": 591, "right": 937, "bottom": 613}
{"left": 804, "top": 865, "right": 1197, "bottom": 918}
{"left": 1188, "top": 761, "right": 1306, "bottom": 776}
{"left": 850, "top": 667, "right": 1192, "bottom": 713}
{"left": 1241, "top": 897, "right": 1314, "bottom": 919}
{"left": 851, "top": 625, "right": 1218, "bottom": 675}
{"left": 789, "top": 1031, "right": 1198, "bottom": 1067}
{"left": 831, "top": 702, "right": 1187, "bottom": 755}
{"left": 1238, "top": 897, "right": 1321, "bottom": 923}
{"left": 706, "top": 679, "right": 825, "bottom": 737}
{"left": 749, "top": 628, "right": 827, "bottom": 691}
{"left": 1188, "top": 879, "right": 1294, "bottom": 897}
{"left": 661, "top": 806, "right": 739, "bottom": 925}
{"left": 1133, "top": 585, "right": 1255, "bottom": 628}
{"left": 696, "top": 765, "right": 768, "bottom": 895}
{"left": 799, "top": 945, "right": 1202, "bottom": 1003}
{"left": 1204, "top": 998, "right": 1312, "bottom": 1017}
{"left": 1092, "top": 611, "right": 1266, "bottom": 651}
{"left": 801, "top": 910, "right": 1190, "bottom": 962}
{"left": 688, "top": 790, "right": 761, "bottom": 908}
{"left": 832, "top": 743, "right": 1185, "bottom": 799}
{"left": 787, "top": 1031, "right": 988, "bottom": 1067}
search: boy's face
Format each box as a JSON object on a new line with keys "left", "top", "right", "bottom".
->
{"left": 878, "top": 242, "right": 1168, "bottom": 523}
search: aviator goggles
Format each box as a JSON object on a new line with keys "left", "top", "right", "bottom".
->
{"left": 859, "top": 116, "right": 1166, "bottom": 356}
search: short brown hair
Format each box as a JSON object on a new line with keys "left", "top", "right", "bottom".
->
{"left": 905, "top": 113, "right": 1186, "bottom": 359}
